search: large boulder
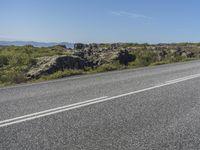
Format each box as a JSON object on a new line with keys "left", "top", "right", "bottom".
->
{"left": 27, "top": 55, "right": 86, "bottom": 79}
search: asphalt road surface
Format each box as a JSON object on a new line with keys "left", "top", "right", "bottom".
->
{"left": 1, "top": 60, "right": 200, "bottom": 149}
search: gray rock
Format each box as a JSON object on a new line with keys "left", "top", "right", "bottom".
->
{"left": 89, "top": 43, "right": 98, "bottom": 49}
{"left": 111, "top": 43, "right": 120, "bottom": 49}
{"left": 27, "top": 55, "right": 86, "bottom": 79}
{"left": 73, "top": 47, "right": 120, "bottom": 67}
{"left": 170, "top": 48, "right": 194, "bottom": 58}
{"left": 74, "top": 43, "right": 86, "bottom": 49}
{"left": 156, "top": 50, "right": 167, "bottom": 61}
{"left": 181, "top": 51, "right": 194, "bottom": 57}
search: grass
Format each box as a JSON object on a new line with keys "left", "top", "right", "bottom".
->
{"left": 0, "top": 44, "right": 200, "bottom": 87}
{"left": 40, "top": 70, "right": 85, "bottom": 80}
{"left": 0, "top": 45, "right": 71, "bottom": 86}
{"left": 38, "top": 63, "right": 123, "bottom": 81}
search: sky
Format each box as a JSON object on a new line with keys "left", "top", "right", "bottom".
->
{"left": 0, "top": 0, "right": 200, "bottom": 43}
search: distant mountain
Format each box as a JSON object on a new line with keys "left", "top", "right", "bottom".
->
{"left": 0, "top": 41, "right": 74, "bottom": 48}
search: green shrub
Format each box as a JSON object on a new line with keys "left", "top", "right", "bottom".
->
{"left": 0, "top": 45, "right": 72, "bottom": 86}
{"left": 0, "top": 74, "right": 9, "bottom": 83}
{"left": 118, "top": 50, "right": 136, "bottom": 65}
{"left": 0, "top": 70, "right": 26, "bottom": 84}
{"left": 136, "top": 50, "right": 157, "bottom": 66}
{"left": 0, "top": 55, "right": 9, "bottom": 67}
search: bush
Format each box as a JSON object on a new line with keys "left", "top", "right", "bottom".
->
{"left": 136, "top": 50, "right": 157, "bottom": 66}
{"left": 0, "top": 70, "right": 26, "bottom": 84}
{"left": 8, "top": 53, "right": 36, "bottom": 67}
{"left": 0, "top": 55, "right": 8, "bottom": 67}
{"left": 165, "top": 55, "right": 188, "bottom": 63}
{"left": 0, "top": 45, "right": 72, "bottom": 86}
{"left": 118, "top": 50, "right": 136, "bottom": 65}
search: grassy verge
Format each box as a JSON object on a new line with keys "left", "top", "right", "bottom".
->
{"left": 0, "top": 45, "right": 199, "bottom": 87}
{"left": 24, "top": 57, "right": 198, "bottom": 86}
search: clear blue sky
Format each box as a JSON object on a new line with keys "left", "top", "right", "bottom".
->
{"left": 1, "top": 0, "right": 200, "bottom": 43}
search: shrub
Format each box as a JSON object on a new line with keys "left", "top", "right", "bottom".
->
{"left": 0, "top": 70, "right": 26, "bottom": 84}
{"left": 0, "top": 55, "right": 8, "bottom": 67}
{"left": 118, "top": 50, "right": 136, "bottom": 65}
{"left": 136, "top": 50, "right": 157, "bottom": 66}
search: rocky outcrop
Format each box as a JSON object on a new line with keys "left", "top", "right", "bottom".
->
{"left": 181, "top": 51, "right": 194, "bottom": 57}
{"left": 27, "top": 55, "right": 86, "bottom": 79}
{"left": 74, "top": 43, "right": 99, "bottom": 50}
{"left": 27, "top": 43, "right": 195, "bottom": 79}
{"left": 74, "top": 43, "right": 86, "bottom": 50}
{"left": 170, "top": 48, "right": 194, "bottom": 57}
{"left": 73, "top": 46, "right": 119, "bottom": 67}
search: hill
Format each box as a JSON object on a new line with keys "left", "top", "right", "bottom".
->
{"left": 0, "top": 41, "right": 74, "bottom": 48}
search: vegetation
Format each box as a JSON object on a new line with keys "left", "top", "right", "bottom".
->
{"left": 39, "top": 70, "right": 84, "bottom": 80}
{"left": 0, "top": 43, "right": 200, "bottom": 87}
{"left": 0, "top": 45, "right": 71, "bottom": 86}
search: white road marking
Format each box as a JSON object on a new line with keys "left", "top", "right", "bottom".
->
{"left": 1, "top": 73, "right": 200, "bottom": 128}
{"left": 165, "top": 73, "right": 200, "bottom": 84}
{"left": 0, "top": 96, "right": 108, "bottom": 127}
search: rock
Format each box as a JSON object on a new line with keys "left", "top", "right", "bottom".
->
{"left": 118, "top": 49, "right": 135, "bottom": 65}
{"left": 111, "top": 43, "right": 120, "bottom": 49}
{"left": 27, "top": 55, "right": 86, "bottom": 79}
{"left": 170, "top": 47, "right": 182, "bottom": 56}
{"left": 73, "top": 46, "right": 120, "bottom": 67}
{"left": 181, "top": 51, "right": 194, "bottom": 57}
{"left": 74, "top": 43, "right": 87, "bottom": 49}
{"left": 89, "top": 43, "right": 98, "bottom": 49}
{"left": 156, "top": 50, "right": 167, "bottom": 61}
{"left": 55, "top": 44, "right": 66, "bottom": 48}
{"left": 170, "top": 48, "right": 194, "bottom": 58}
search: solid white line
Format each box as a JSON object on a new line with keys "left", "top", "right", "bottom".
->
{"left": 1, "top": 73, "right": 200, "bottom": 128}
{"left": 0, "top": 96, "right": 107, "bottom": 125}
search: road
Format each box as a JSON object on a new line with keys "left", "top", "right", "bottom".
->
{"left": 1, "top": 60, "right": 200, "bottom": 149}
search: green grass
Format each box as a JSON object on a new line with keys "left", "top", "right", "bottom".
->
{"left": 40, "top": 70, "right": 85, "bottom": 80}
{"left": 0, "top": 44, "right": 199, "bottom": 87}
{"left": 0, "top": 45, "right": 71, "bottom": 86}
{"left": 38, "top": 63, "right": 123, "bottom": 81}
